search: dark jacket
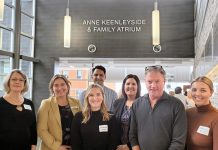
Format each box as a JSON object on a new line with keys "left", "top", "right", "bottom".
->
{"left": 112, "top": 98, "right": 132, "bottom": 149}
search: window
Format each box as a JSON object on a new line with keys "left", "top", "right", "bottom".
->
{"left": 20, "top": 60, "right": 33, "bottom": 98}
{"left": 20, "top": 35, "right": 33, "bottom": 56}
{"left": 0, "top": 0, "right": 36, "bottom": 99}
{"left": 77, "top": 70, "right": 82, "bottom": 79}
{"left": 0, "top": 55, "right": 12, "bottom": 96}
{"left": 0, "top": 28, "right": 12, "bottom": 51}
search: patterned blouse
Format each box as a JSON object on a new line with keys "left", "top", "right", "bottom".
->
{"left": 121, "top": 105, "right": 131, "bottom": 144}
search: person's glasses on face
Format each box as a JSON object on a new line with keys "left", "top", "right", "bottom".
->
{"left": 145, "top": 65, "right": 163, "bottom": 71}
{"left": 10, "top": 78, "right": 26, "bottom": 82}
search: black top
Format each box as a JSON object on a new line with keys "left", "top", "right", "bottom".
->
{"left": 71, "top": 111, "right": 120, "bottom": 150}
{"left": 59, "top": 104, "right": 74, "bottom": 146}
{"left": 0, "top": 97, "right": 37, "bottom": 150}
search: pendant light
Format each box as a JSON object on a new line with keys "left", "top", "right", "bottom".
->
{"left": 64, "top": 0, "right": 71, "bottom": 48}
{"left": 152, "top": 0, "right": 160, "bottom": 46}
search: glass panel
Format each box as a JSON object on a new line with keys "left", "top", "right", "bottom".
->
{"left": 21, "top": 0, "right": 33, "bottom": 15}
{"left": 0, "top": 28, "right": 12, "bottom": 51}
{"left": 5, "top": 0, "right": 14, "bottom": 5}
{"left": 20, "top": 35, "right": 33, "bottom": 56}
{"left": 77, "top": 70, "right": 83, "bottom": 79}
{"left": 0, "top": 55, "right": 12, "bottom": 97}
{"left": 0, "top": 5, "right": 13, "bottom": 28}
{"left": 20, "top": 60, "right": 32, "bottom": 78}
{"left": 20, "top": 60, "right": 33, "bottom": 99}
{"left": 21, "top": 13, "right": 33, "bottom": 35}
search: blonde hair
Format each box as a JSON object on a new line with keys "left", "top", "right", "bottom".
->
{"left": 191, "top": 76, "right": 214, "bottom": 93}
{"left": 48, "top": 74, "right": 71, "bottom": 96}
{"left": 82, "top": 84, "right": 110, "bottom": 123}
{"left": 3, "top": 69, "right": 29, "bottom": 94}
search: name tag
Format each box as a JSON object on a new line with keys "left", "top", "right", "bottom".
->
{"left": 99, "top": 125, "right": 108, "bottom": 132}
{"left": 24, "top": 104, "right": 32, "bottom": 111}
{"left": 197, "top": 126, "right": 210, "bottom": 136}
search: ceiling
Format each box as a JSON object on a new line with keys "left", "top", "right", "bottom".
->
{"left": 58, "top": 57, "right": 194, "bottom": 82}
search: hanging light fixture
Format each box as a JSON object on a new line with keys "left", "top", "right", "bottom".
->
{"left": 0, "top": 0, "right": 4, "bottom": 21}
{"left": 152, "top": 0, "right": 160, "bottom": 46}
{"left": 64, "top": 0, "right": 71, "bottom": 48}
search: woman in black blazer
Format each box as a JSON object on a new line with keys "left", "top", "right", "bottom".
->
{"left": 112, "top": 74, "right": 141, "bottom": 150}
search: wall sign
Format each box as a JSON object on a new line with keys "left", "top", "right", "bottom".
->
{"left": 83, "top": 19, "right": 146, "bottom": 33}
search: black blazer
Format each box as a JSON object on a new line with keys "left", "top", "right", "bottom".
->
{"left": 112, "top": 98, "right": 132, "bottom": 150}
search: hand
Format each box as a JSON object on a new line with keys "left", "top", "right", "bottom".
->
{"left": 116, "top": 144, "right": 130, "bottom": 150}
{"left": 58, "top": 145, "right": 72, "bottom": 150}
{"left": 132, "top": 145, "right": 140, "bottom": 150}
{"left": 31, "top": 145, "right": 36, "bottom": 150}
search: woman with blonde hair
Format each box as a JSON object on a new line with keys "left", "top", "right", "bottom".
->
{"left": 71, "top": 83, "right": 120, "bottom": 150}
{"left": 0, "top": 69, "right": 37, "bottom": 150}
{"left": 186, "top": 76, "right": 218, "bottom": 149}
{"left": 37, "top": 74, "right": 82, "bottom": 150}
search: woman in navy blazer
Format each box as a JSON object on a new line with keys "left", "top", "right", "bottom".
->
{"left": 112, "top": 74, "right": 141, "bottom": 150}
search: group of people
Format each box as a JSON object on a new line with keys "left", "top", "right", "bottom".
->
{"left": 169, "top": 86, "right": 195, "bottom": 109}
{"left": 0, "top": 65, "right": 217, "bottom": 150}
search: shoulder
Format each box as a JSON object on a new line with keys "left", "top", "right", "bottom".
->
{"left": 41, "top": 97, "right": 52, "bottom": 104}
{"left": 24, "top": 98, "right": 33, "bottom": 103}
{"left": 74, "top": 111, "right": 83, "bottom": 120}
{"left": 132, "top": 96, "right": 146, "bottom": 108}
{"left": 81, "top": 90, "right": 86, "bottom": 95}
{"left": 39, "top": 97, "right": 54, "bottom": 108}
{"left": 163, "top": 92, "right": 184, "bottom": 107}
{"left": 210, "top": 107, "right": 218, "bottom": 120}
{"left": 68, "top": 96, "right": 82, "bottom": 111}
{"left": 113, "top": 98, "right": 125, "bottom": 106}
{"left": 108, "top": 112, "right": 116, "bottom": 120}
{"left": 186, "top": 107, "right": 195, "bottom": 113}
{"left": 0, "top": 97, "right": 5, "bottom": 104}
{"left": 68, "top": 96, "right": 80, "bottom": 104}
{"left": 104, "top": 86, "right": 117, "bottom": 94}
{"left": 186, "top": 107, "right": 196, "bottom": 118}
{"left": 212, "top": 110, "right": 218, "bottom": 124}
{"left": 23, "top": 98, "right": 34, "bottom": 106}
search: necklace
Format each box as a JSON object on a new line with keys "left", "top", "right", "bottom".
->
{"left": 16, "top": 105, "right": 23, "bottom": 111}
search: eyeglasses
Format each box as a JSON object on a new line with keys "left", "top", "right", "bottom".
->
{"left": 10, "top": 78, "right": 26, "bottom": 82}
{"left": 145, "top": 65, "right": 163, "bottom": 71}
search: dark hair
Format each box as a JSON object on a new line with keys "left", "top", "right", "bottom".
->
{"left": 122, "top": 74, "right": 141, "bottom": 100}
{"left": 175, "top": 87, "right": 182, "bottom": 94}
{"left": 92, "top": 65, "right": 106, "bottom": 74}
{"left": 184, "top": 91, "right": 188, "bottom": 96}
{"left": 191, "top": 76, "right": 213, "bottom": 92}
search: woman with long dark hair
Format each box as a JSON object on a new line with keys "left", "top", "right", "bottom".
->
{"left": 112, "top": 74, "right": 141, "bottom": 150}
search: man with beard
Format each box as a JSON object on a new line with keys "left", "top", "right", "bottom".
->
{"left": 79, "top": 65, "right": 117, "bottom": 110}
